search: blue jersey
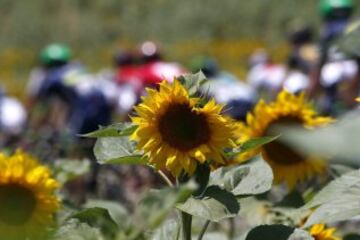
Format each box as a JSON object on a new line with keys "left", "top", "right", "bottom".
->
{"left": 38, "top": 64, "right": 111, "bottom": 135}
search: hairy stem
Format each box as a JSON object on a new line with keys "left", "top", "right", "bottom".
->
{"left": 181, "top": 211, "right": 192, "bottom": 240}
{"left": 197, "top": 220, "right": 210, "bottom": 240}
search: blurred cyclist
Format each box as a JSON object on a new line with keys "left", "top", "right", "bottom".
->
{"left": 113, "top": 50, "right": 141, "bottom": 116}
{"left": 28, "top": 43, "right": 112, "bottom": 136}
{"left": 194, "top": 56, "right": 257, "bottom": 121}
{"left": 337, "top": 21, "right": 360, "bottom": 107}
{"left": 138, "top": 41, "right": 186, "bottom": 87}
{"left": 282, "top": 24, "right": 317, "bottom": 94}
{"left": 308, "top": 0, "right": 356, "bottom": 113}
{"left": 27, "top": 43, "right": 115, "bottom": 199}
{"left": 0, "top": 87, "right": 27, "bottom": 148}
{"left": 247, "top": 49, "right": 286, "bottom": 100}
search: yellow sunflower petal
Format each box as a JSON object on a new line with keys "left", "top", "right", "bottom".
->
{"left": 132, "top": 80, "right": 236, "bottom": 176}
{"left": 235, "top": 90, "right": 333, "bottom": 188}
{"left": 309, "top": 224, "right": 340, "bottom": 240}
{"left": 0, "top": 150, "right": 60, "bottom": 240}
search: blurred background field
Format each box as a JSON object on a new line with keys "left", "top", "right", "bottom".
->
{"left": 0, "top": 1, "right": 359, "bottom": 239}
{"left": 0, "top": 0, "right": 345, "bottom": 99}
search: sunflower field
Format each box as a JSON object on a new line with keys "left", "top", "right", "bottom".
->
{"left": 3, "top": 71, "right": 360, "bottom": 239}
{"left": 1, "top": 1, "right": 360, "bottom": 240}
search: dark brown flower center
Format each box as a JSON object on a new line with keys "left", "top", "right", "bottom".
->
{"left": 0, "top": 184, "right": 36, "bottom": 225}
{"left": 263, "top": 116, "right": 306, "bottom": 165}
{"left": 158, "top": 103, "right": 211, "bottom": 151}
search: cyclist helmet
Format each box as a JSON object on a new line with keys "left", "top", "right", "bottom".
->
{"left": 40, "top": 43, "right": 71, "bottom": 67}
{"left": 319, "top": 0, "right": 354, "bottom": 20}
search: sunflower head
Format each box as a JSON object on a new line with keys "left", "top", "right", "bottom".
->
{"left": 0, "top": 150, "right": 60, "bottom": 240}
{"left": 309, "top": 224, "right": 340, "bottom": 240}
{"left": 235, "top": 90, "right": 333, "bottom": 189}
{"left": 131, "top": 80, "right": 236, "bottom": 176}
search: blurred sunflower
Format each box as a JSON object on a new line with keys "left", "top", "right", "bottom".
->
{"left": 236, "top": 90, "right": 333, "bottom": 188}
{"left": 309, "top": 224, "right": 340, "bottom": 240}
{"left": 0, "top": 150, "right": 60, "bottom": 240}
{"left": 131, "top": 80, "right": 235, "bottom": 176}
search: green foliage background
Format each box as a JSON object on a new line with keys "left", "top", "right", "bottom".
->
{"left": 0, "top": 0, "right": 322, "bottom": 47}
{"left": 0, "top": 0, "right": 357, "bottom": 96}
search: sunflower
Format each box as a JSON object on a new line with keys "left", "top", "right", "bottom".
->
{"left": 0, "top": 150, "right": 60, "bottom": 240}
{"left": 131, "top": 80, "right": 235, "bottom": 176}
{"left": 309, "top": 224, "right": 340, "bottom": 240}
{"left": 235, "top": 90, "right": 333, "bottom": 188}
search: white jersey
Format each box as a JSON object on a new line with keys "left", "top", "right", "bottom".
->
{"left": 201, "top": 72, "right": 257, "bottom": 104}
{"left": 321, "top": 60, "right": 358, "bottom": 87}
{"left": 248, "top": 63, "right": 286, "bottom": 91}
{"left": 0, "top": 97, "right": 27, "bottom": 135}
{"left": 283, "top": 71, "right": 310, "bottom": 94}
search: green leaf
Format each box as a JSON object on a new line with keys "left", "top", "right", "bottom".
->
{"left": 53, "top": 159, "right": 91, "bottom": 184}
{"left": 288, "top": 229, "right": 313, "bottom": 240}
{"left": 302, "top": 169, "right": 360, "bottom": 227}
{"left": 53, "top": 219, "right": 105, "bottom": 240}
{"left": 177, "top": 185, "right": 240, "bottom": 222}
{"left": 194, "top": 164, "right": 211, "bottom": 196}
{"left": 178, "top": 71, "right": 207, "bottom": 95}
{"left": 69, "top": 207, "right": 119, "bottom": 238}
{"left": 151, "top": 219, "right": 180, "bottom": 240}
{"left": 83, "top": 200, "right": 129, "bottom": 230}
{"left": 136, "top": 182, "right": 196, "bottom": 230}
{"left": 241, "top": 135, "right": 279, "bottom": 152}
{"left": 245, "top": 225, "right": 295, "bottom": 240}
{"left": 104, "top": 155, "right": 147, "bottom": 164}
{"left": 210, "top": 158, "right": 273, "bottom": 196}
{"left": 224, "top": 135, "right": 278, "bottom": 159}
{"left": 275, "top": 190, "right": 305, "bottom": 208}
{"left": 278, "top": 112, "right": 360, "bottom": 165}
{"left": 82, "top": 123, "right": 137, "bottom": 138}
{"left": 94, "top": 137, "right": 147, "bottom": 165}
{"left": 344, "top": 234, "right": 360, "bottom": 240}
{"left": 330, "top": 164, "right": 356, "bottom": 178}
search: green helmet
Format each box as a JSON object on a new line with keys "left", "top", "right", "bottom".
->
{"left": 40, "top": 43, "right": 71, "bottom": 66}
{"left": 319, "top": 0, "right": 354, "bottom": 19}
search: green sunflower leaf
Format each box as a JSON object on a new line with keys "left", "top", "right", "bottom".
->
{"left": 151, "top": 219, "right": 180, "bottom": 240}
{"left": 53, "top": 219, "right": 105, "bottom": 240}
{"left": 178, "top": 71, "right": 207, "bottom": 96}
{"left": 209, "top": 158, "right": 273, "bottom": 196}
{"left": 287, "top": 228, "right": 313, "bottom": 240}
{"left": 134, "top": 182, "right": 196, "bottom": 230}
{"left": 83, "top": 200, "right": 129, "bottom": 230}
{"left": 344, "top": 234, "right": 360, "bottom": 240}
{"left": 241, "top": 135, "right": 280, "bottom": 152}
{"left": 176, "top": 185, "right": 240, "bottom": 222}
{"left": 278, "top": 111, "right": 360, "bottom": 165}
{"left": 245, "top": 225, "right": 295, "bottom": 240}
{"left": 275, "top": 190, "right": 305, "bottom": 208}
{"left": 68, "top": 207, "right": 119, "bottom": 238}
{"left": 224, "top": 135, "right": 279, "bottom": 159}
{"left": 301, "top": 168, "right": 360, "bottom": 227}
{"left": 102, "top": 155, "right": 147, "bottom": 165}
{"left": 193, "top": 163, "right": 211, "bottom": 196}
{"left": 82, "top": 123, "right": 137, "bottom": 138}
{"left": 94, "top": 137, "right": 147, "bottom": 165}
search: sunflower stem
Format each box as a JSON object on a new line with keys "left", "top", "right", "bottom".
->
{"left": 228, "top": 218, "right": 235, "bottom": 239}
{"left": 197, "top": 220, "right": 210, "bottom": 240}
{"left": 181, "top": 211, "right": 192, "bottom": 240}
{"left": 158, "top": 170, "right": 174, "bottom": 187}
